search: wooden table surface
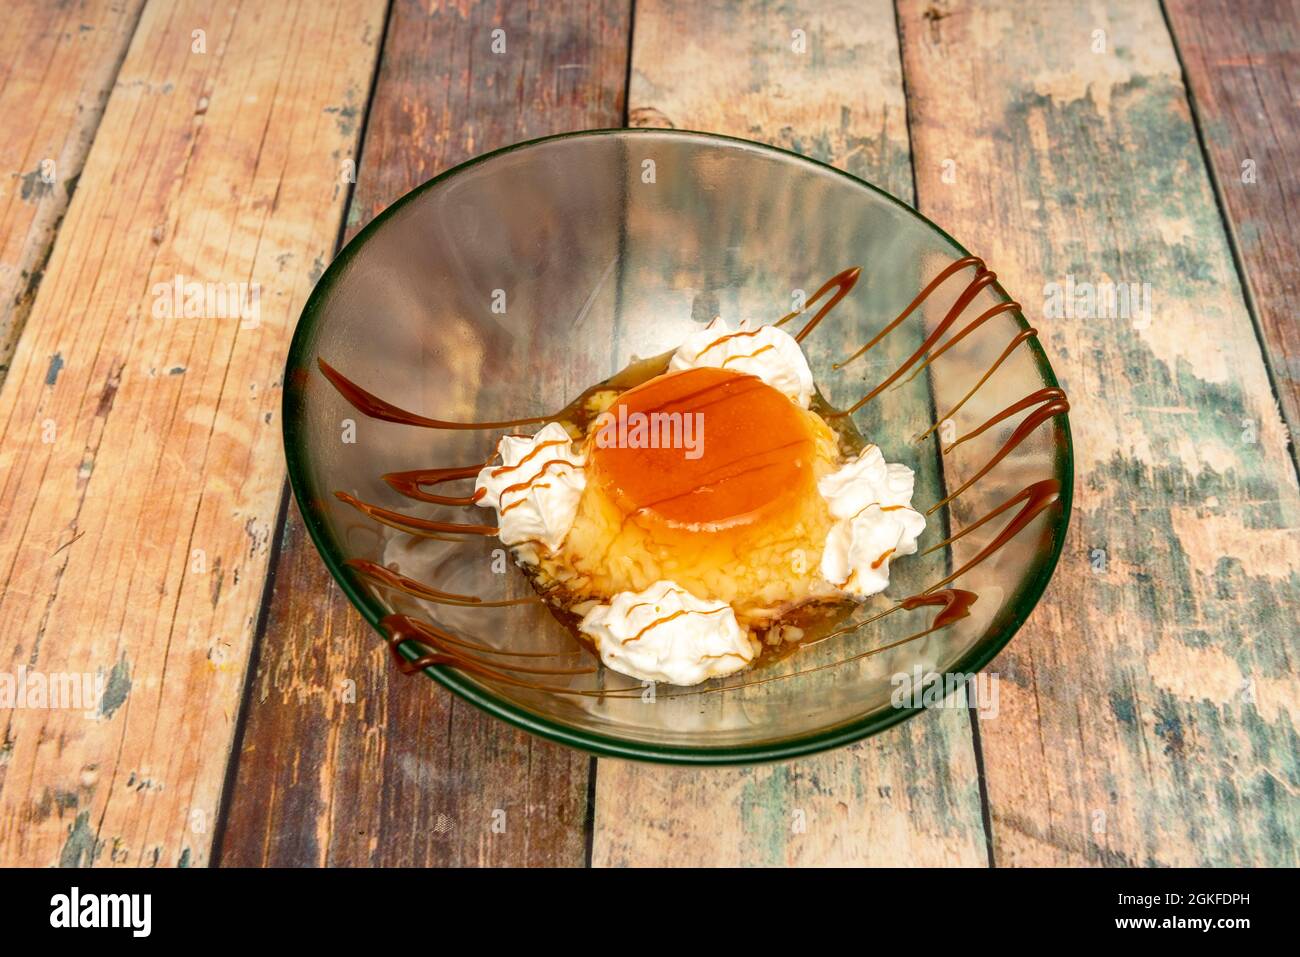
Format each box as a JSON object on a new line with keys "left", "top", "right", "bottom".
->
{"left": 0, "top": 0, "right": 1296, "bottom": 868}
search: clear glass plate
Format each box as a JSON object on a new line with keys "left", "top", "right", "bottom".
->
{"left": 283, "top": 129, "right": 1073, "bottom": 763}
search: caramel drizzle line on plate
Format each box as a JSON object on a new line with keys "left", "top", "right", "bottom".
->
{"left": 832, "top": 256, "right": 983, "bottom": 371}
{"left": 830, "top": 260, "right": 1005, "bottom": 416}
{"left": 926, "top": 391, "right": 1069, "bottom": 516}
{"left": 382, "top": 464, "right": 487, "bottom": 505}
{"left": 895, "top": 301, "right": 1022, "bottom": 389}
{"left": 913, "top": 326, "right": 1037, "bottom": 444}
{"left": 942, "top": 387, "right": 1066, "bottom": 455}
{"left": 338, "top": 459, "right": 577, "bottom": 538}
{"left": 382, "top": 615, "right": 606, "bottom": 693}
{"left": 334, "top": 490, "right": 499, "bottom": 537}
{"left": 318, "top": 357, "right": 553, "bottom": 430}
{"left": 380, "top": 591, "right": 977, "bottom": 700}
{"left": 773, "top": 265, "right": 862, "bottom": 342}
{"left": 380, "top": 437, "right": 570, "bottom": 510}
{"left": 346, "top": 557, "right": 539, "bottom": 608}
{"left": 919, "top": 479, "right": 1061, "bottom": 594}
{"left": 806, "top": 588, "right": 980, "bottom": 648}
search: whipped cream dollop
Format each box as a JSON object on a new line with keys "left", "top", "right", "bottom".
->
{"left": 818, "top": 445, "right": 926, "bottom": 597}
{"left": 475, "top": 422, "right": 586, "bottom": 553}
{"left": 669, "top": 318, "right": 815, "bottom": 407}
{"left": 579, "top": 580, "right": 759, "bottom": 686}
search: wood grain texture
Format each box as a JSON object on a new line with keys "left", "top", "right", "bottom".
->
{"left": 898, "top": 0, "right": 1300, "bottom": 866}
{"left": 1165, "top": 0, "right": 1300, "bottom": 459}
{"left": 592, "top": 0, "right": 990, "bottom": 868}
{"left": 0, "top": 0, "right": 386, "bottom": 867}
{"left": 217, "top": 0, "right": 631, "bottom": 867}
{"left": 0, "top": 0, "right": 146, "bottom": 383}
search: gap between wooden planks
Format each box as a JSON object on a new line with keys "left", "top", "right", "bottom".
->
{"left": 0, "top": 0, "right": 386, "bottom": 867}
{"left": 592, "top": 0, "right": 991, "bottom": 868}
{"left": 898, "top": 0, "right": 1299, "bottom": 865}
{"left": 216, "top": 0, "right": 631, "bottom": 867}
{"left": 1164, "top": 0, "right": 1300, "bottom": 468}
{"left": 0, "top": 1, "right": 146, "bottom": 384}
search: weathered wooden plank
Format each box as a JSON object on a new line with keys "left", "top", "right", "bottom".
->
{"left": 1165, "top": 0, "right": 1300, "bottom": 459}
{"left": 592, "top": 0, "right": 990, "bottom": 867}
{"left": 217, "top": 0, "right": 631, "bottom": 867}
{"left": 0, "top": 0, "right": 386, "bottom": 867}
{"left": 898, "top": 0, "right": 1300, "bottom": 866}
{"left": 0, "top": 0, "right": 146, "bottom": 383}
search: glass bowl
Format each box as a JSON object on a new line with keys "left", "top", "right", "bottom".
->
{"left": 283, "top": 129, "right": 1072, "bottom": 764}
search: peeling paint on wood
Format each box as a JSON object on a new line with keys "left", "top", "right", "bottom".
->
{"left": 217, "top": 0, "right": 631, "bottom": 868}
{"left": 1165, "top": 0, "right": 1300, "bottom": 465}
{"left": 897, "top": 0, "right": 1300, "bottom": 866}
{"left": 0, "top": 1, "right": 146, "bottom": 384}
{"left": 0, "top": 0, "right": 388, "bottom": 868}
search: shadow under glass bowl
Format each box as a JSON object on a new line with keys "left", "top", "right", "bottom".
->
{"left": 283, "top": 129, "right": 1073, "bottom": 764}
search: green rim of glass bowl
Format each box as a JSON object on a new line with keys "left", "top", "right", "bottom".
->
{"left": 282, "top": 128, "right": 1074, "bottom": 765}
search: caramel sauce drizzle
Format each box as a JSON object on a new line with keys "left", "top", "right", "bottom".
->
{"left": 695, "top": 326, "right": 765, "bottom": 357}
{"left": 490, "top": 439, "right": 568, "bottom": 477}
{"left": 318, "top": 357, "right": 552, "bottom": 430}
{"left": 943, "top": 387, "right": 1066, "bottom": 454}
{"left": 337, "top": 455, "right": 576, "bottom": 542}
{"left": 382, "top": 615, "right": 604, "bottom": 694}
{"left": 899, "top": 588, "right": 981, "bottom": 630}
{"left": 623, "top": 606, "right": 731, "bottom": 644}
{"left": 637, "top": 371, "right": 771, "bottom": 417}
{"left": 721, "top": 344, "right": 775, "bottom": 366}
{"left": 896, "top": 301, "right": 1022, "bottom": 388}
{"left": 316, "top": 255, "right": 1068, "bottom": 698}
{"left": 831, "top": 261, "right": 1003, "bottom": 416}
{"left": 920, "top": 479, "right": 1061, "bottom": 594}
{"left": 496, "top": 458, "right": 578, "bottom": 501}
{"left": 629, "top": 435, "right": 813, "bottom": 514}
{"left": 774, "top": 266, "right": 862, "bottom": 342}
{"left": 847, "top": 501, "right": 908, "bottom": 522}
{"left": 347, "top": 558, "right": 538, "bottom": 608}
{"left": 382, "top": 464, "right": 486, "bottom": 505}
{"left": 500, "top": 483, "right": 551, "bottom": 514}
{"left": 926, "top": 390, "right": 1069, "bottom": 515}
{"left": 334, "top": 490, "right": 498, "bottom": 537}
{"left": 913, "top": 326, "right": 1037, "bottom": 444}
{"left": 832, "top": 257, "right": 982, "bottom": 370}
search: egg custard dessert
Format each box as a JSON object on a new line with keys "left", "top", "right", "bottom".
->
{"left": 471, "top": 318, "right": 926, "bottom": 687}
